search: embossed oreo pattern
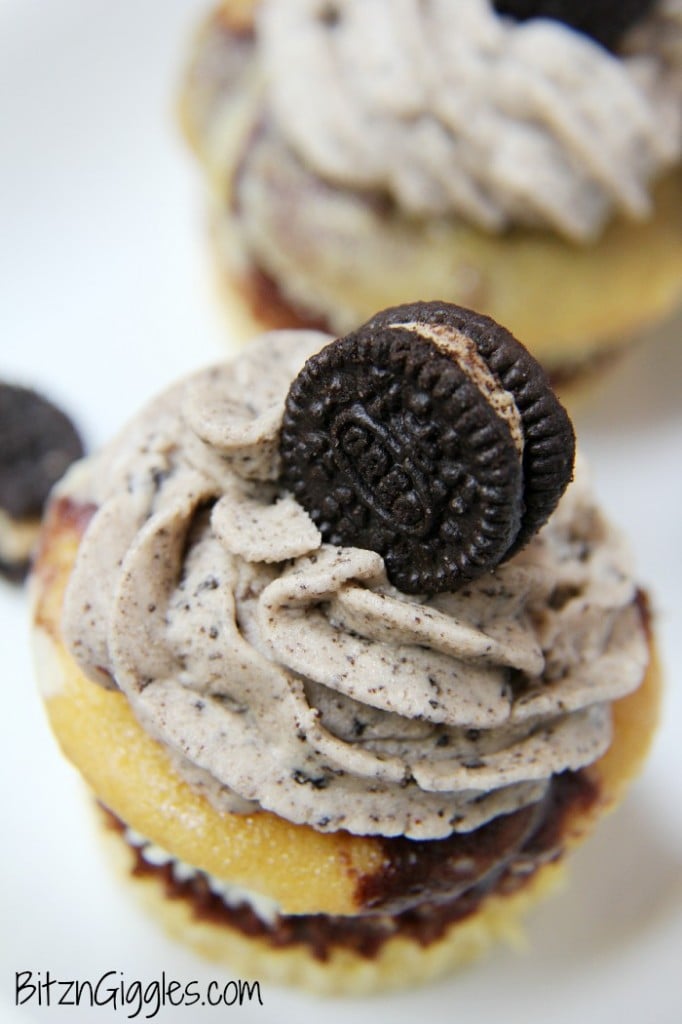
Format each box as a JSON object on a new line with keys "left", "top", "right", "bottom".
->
{"left": 281, "top": 303, "right": 574, "bottom": 593}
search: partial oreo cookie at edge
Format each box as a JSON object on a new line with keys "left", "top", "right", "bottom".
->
{"left": 0, "top": 382, "right": 84, "bottom": 581}
{"left": 280, "top": 302, "right": 575, "bottom": 594}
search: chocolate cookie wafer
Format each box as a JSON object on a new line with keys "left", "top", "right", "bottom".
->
{"left": 0, "top": 382, "right": 84, "bottom": 581}
{"left": 281, "top": 302, "right": 574, "bottom": 594}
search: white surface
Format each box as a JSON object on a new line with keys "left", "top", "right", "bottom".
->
{"left": 1, "top": 1, "right": 681, "bottom": 1021}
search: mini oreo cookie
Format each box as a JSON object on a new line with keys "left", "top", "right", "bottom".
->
{"left": 280, "top": 302, "right": 574, "bottom": 594}
{"left": 0, "top": 382, "right": 84, "bottom": 581}
{"left": 493, "top": 0, "right": 655, "bottom": 51}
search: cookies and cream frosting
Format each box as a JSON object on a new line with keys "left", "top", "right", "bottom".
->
{"left": 251, "top": 0, "right": 680, "bottom": 242}
{"left": 57, "top": 332, "right": 648, "bottom": 840}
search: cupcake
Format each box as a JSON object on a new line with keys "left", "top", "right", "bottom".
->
{"left": 180, "top": 0, "right": 682, "bottom": 383}
{"left": 31, "top": 303, "right": 659, "bottom": 994}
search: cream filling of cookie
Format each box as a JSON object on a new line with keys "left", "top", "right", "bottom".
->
{"left": 59, "top": 332, "right": 648, "bottom": 840}
{"left": 0, "top": 509, "right": 40, "bottom": 565}
{"left": 256, "top": 0, "right": 681, "bottom": 242}
{"left": 387, "top": 320, "right": 524, "bottom": 457}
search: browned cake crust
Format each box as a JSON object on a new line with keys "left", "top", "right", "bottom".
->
{"left": 101, "top": 768, "right": 597, "bottom": 959}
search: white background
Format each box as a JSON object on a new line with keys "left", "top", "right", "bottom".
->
{"left": 1, "top": 2, "right": 681, "bottom": 1021}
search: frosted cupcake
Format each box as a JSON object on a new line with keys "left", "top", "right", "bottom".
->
{"left": 31, "top": 303, "right": 659, "bottom": 993}
{"left": 181, "top": 0, "right": 682, "bottom": 382}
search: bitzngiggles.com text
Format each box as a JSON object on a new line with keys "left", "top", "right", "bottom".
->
{"left": 16, "top": 970, "right": 264, "bottom": 1018}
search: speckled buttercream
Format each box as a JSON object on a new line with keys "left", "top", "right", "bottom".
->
{"left": 256, "top": 0, "right": 681, "bottom": 240}
{"left": 58, "top": 332, "right": 649, "bottom": 840}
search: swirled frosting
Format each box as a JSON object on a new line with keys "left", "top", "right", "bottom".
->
{"left": 254, "top": 0, "right": 681, "bottom": 241}
{"left": 59, "top": 332, "right": 648, "bottom": 840}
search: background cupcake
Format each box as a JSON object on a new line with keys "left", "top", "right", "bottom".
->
{"left": 181, "top": 0, "right": 682, "bottom": 383}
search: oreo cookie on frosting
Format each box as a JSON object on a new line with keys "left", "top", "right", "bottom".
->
{"left": 281, "top": 302, "right": 575, "bottom": 594}
{"left": 493, "top": 0, "right": 656, "bottom": 51}
{"left": 0, "top": 382, "right": 84, "bottom": 581}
